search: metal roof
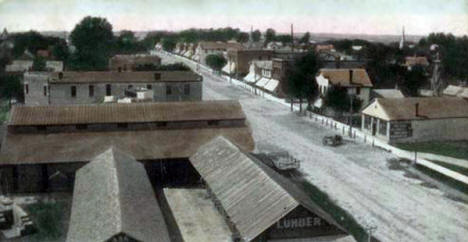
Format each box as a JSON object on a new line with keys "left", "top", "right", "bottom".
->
{"left": 67, "top": 148, "right": 170, "bottom": 242}
{"left": 48, "top": 71, "right": 201, "bottom": 84}
{"left": 9, "top": 101, "right": 245, "bottom": 126}
{"left": 362, "top": 97, "right": 468, "bottom": 121}
{"left": 190, "top": 136, "right": 346, "bottom": 241}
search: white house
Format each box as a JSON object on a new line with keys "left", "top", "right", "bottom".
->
{"left": 316, "top": 68, "right": 373, "bottom": 107}
{"left": 361, "top": 97, "right": 468, "bottom": 143}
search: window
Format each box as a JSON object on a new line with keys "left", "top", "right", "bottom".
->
{"left": 25, "top": 84, "right": 29, "bottom": 94}
{"left": 76, "top": 124, "right": 87, "bottom": 130}
{"left": 208, "top": 120, "right": 219, "bottom": 126}
{"left": 146, "top": 84, "right": 152, "bottom": 90}
{"left": 43, "top": 85, "right": 47, "bottom": 96}
{"left": 184, "top": 84, "right": 190, "bottom": 95}
{"left": 128, "top": 85, "right": 133, "bottom": 89}
{"left": 89, "top": 85, "right": 94, "bottom": 97}
{"left": 106, "top": 84, "right": 112, "bottom": 96}
{"left": 379, "top": 120, "right": 387, "bottom": 136}
{"left": 117, "top": 123, "right": 128, "bottom": 129}
{"left": 166, "top": 85, "right": 172, "bottom": 95}
{"left": 356, "top": 87, "right": 361, "bottom": 95}
{"left": 364, "top": 116, "right": 371, "bottom": 130}
{"left": 71, "top": 86, "right": 76, "bottom": 98}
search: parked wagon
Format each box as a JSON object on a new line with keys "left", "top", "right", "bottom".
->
{"left": 322, "top": 135, "right": 343, "bottom": 147}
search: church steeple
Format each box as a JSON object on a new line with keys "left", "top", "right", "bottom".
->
{"left": 399, "top": 26, "right": 406, "bottom": 50}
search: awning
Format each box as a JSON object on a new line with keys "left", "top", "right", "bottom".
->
{"left": 256, "top": 77, "right": 270, "bottom": 88}
{"left": 243, "top": 72, "right": 258, "bottom": 83}
{"left": 193, "top": 55, "right": 200, "bottom": 61}
{"left": 264, "top": 79, "right": 279, "bottom": 92}
{"left": 222, "top": 63, "right": 230, "bottom": 73}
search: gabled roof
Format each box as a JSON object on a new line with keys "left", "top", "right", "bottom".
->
{"left": 362, "top": 97, "right": 468, "bottom": 121}
{"left": 318, "top": 68, "right": 373, "bottom": 87}
{"left": 67, "top": 148, "right": 170, "bottom": 242}
{"left": 9, "top": 100, "right": 244, "bottom": 126}
{"left": 190, "top": 136, "right": 346, "bottom": 241}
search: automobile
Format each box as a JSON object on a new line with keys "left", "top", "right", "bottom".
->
{"left": 322, "top": 135, "right": 343, "bottom": 146}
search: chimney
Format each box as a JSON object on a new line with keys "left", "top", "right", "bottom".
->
{"left": 415, "top": 103, "right": 419, "bottom": 117}
{"left": 349, "top": 69, "right": 353, "bottom": 84}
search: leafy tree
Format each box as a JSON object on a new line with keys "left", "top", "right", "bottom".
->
{"left": 0, "top": 74, "right": 23, "bottom": 101}
{"left": 69, "top": 16, "right": 114, "bottom": 70}
{"left": 324, "top": 86, "right": 362, "bottom": 113}
{"left": 400, "top": 65, "right": 427, "bottom": 96}
{"left": 236, "top": 32, "right": 249, "bottom": 43}
{"left": 284, "top": 51, "right": 322, "bottom": 112}
{"left": 265, "top": 28, "right": 276, "bottom": 43}
{"left": 299, "top": 32, "right": 310, "bottom": 44}
{"left": 32, "top": 56, "right": 46, "bottom": 71}
{"left": 115, "top": 30, "right": 145, "bottom": 54}
{"left": 252, "top": 30, "right": 261, "bottom": 42}
{"left": 205, "top": 54, "right": 227, "bottom": 73}
{"left": 162, "top": 38, "right": 177, "bottom": 52}
{"left": 51, "top": 39, "right": 69, "bottom": 61}
{"left": 134, "top": 63, "right": 190, "bottom": 71}
{"left": 275, "top": 35, "right": 292, "bottom": 44}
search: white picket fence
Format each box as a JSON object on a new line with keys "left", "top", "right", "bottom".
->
{"left": 166, "top": 50, "right": 468, "bottom": 186}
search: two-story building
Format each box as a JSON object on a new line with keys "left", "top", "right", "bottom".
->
{"left": 194, "top": 41, "right": 244, "bottom": 65}
{"left": 224, "top": 49, "right": 274, "bottom": 77}
{"left": 243, "top": 59, "right": 291, "bottom": 97}
{"left": 315, "top": 68, "right": 373, "bottom": 107}
{"left": 23, "top": 71, "right": 202, "bottom": 105}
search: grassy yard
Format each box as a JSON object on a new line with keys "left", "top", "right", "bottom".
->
{"left": 0, "top": 100, "right": 10, "bottom": 123}
{"left": 396, "top": 141, "right": 468, "bottom": 160}
{"left": 430, "top": 160, "right": 468, "bottom": 177}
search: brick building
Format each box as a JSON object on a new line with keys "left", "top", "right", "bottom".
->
{"left": 23, "top": 71, "right": 202, "bottom": 105}
{"left": 225, "top": 49, "right": 274, "bottom": 77}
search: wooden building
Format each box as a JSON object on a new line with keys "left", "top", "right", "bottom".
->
{"left": 0, "top": 101, "right": 254, "bottom": 193}
{"left": 190, "top": 136, "right": 353, "bottom": 242}
{"left": 67, "top": 148, "right": 170, "bottom": 242}
{"left": 361, "top": 97, "right": 468, "bottom": 143}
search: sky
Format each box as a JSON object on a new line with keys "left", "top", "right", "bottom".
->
{"left": 0, "top": 0, "right": 467, "bottom": 36}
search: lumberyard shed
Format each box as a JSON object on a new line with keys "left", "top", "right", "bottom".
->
{"left": 361, "top": 97, "right": 468, "bottom": 143}
{"left": 0, "top": 101, "right": 254, "bottom": 192}
{"left": 190, "top": 136, "right": 352, "bottom": 242}
{"left": 67, "top": 148, "right": 170, "bottom": 242}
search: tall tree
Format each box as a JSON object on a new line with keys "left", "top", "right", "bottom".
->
{"left": 32, "top": 56, "right": 46, "bottom": 71}
{"left": 252, "top": 30, "right": 261, "bottom": 42}
{"left": 236, "top": 32, "right": 249, "bottom": 43}
{"left": 299, "top": 32, "right": 310, "bottom": 44}
{"left": 284, "top": 51, "right": 322, "bottom": 112}
{"left": 265, "top": 28, "right": 276, "bottom": 44}
{"left": 69, "top": 16, "right": 114, "bottom": 70}
{"left": 324, "top": 86, "right": 362, "bottom": 114}
{"left": 205, "top": 54, "right": 227, "bottom": 73}
{"left": 161, "top": 38, "right": 177, "bottom": 52}
{"left": 400, "top": 65, "right": 427, "bottom": 96}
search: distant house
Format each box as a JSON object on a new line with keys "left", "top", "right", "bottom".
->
{"left": 67, "top": 148, "right": 171, "bottom": 242}
{"left": 45, "top": 60, "right": 63, "bottom": 72}
{"left": 108, "top": 54, "right": 161, "bottom": 71}
{"left": 190, "top": 136, "right": 352, "bottom": 241}
{"left": 225, "top": 49, "right": 274, "bottom": 76}
{"left": 5, "top": 60, "right": 33, "bottom": 73}
{"left": 315, "top": 44, "right": 335, "bottom": 53}
{"left": 316, "top": 68, "right": 373, "bottom": 106}
{"left": 404, "top": 56, "right": 429, "bottom": 70}
{"left": 442, "top": 85, "right": 468, "bottom": 99}
{"left": 246, "top": 59, "right": 289, "bottom": 97}
{"left": 194, "top": 41, "right": 244, "bottom": 65}
{"left": 0, "top": 100, "right": 254, "bottom": 193}
{"left": 23, "top": 71, "right": 202, "bottom": 105}
{"left": 361, "top": 97, "right": 468, "bottom": 143}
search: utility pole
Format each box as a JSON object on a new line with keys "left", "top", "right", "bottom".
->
{"left": 290, "top": 24, "right": 294, "bottom": 52}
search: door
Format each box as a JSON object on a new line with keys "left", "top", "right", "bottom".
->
{"left": 372, "top": 123, "right": 376, "bottom": 136}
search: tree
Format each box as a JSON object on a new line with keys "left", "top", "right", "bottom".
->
{"left": 275, "top": 35, "right": 292, "bottom": 44}
{"left": 299, "top": 32, "right": 310, "bottom": 44}
{"left": 0, "top": 74, "right": 23, "bottom": 102}
{"left": 284, "top": 51, "right": 322, "bottom": 112}
{"left": 115, "top": 30, "right": 145, "bottom": 54}
{"left": 69, "top": 16, "right": 114, "bottom": 70}
{"left": 32, "top": 56, "right": 46, "bottom": 71}
{"left": 236, "top": 32, "right": 249, "bottom": 43}
{"left": 252, "top": 30, "right": 261, "bottom": 42}
{"left": 161, "top": 38, "right": 177, "bottom": 52}
{"left": 205, "top": 54, "right": 227, "bottom": 73}
{"left": 324, "top": 86, "right": 362, "bottom": 114}
{"left": 400, "top": 65, "right": 427, "bottom": 96}
{"left": 265, "top": 28, "right": 276, "bottom": 44}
